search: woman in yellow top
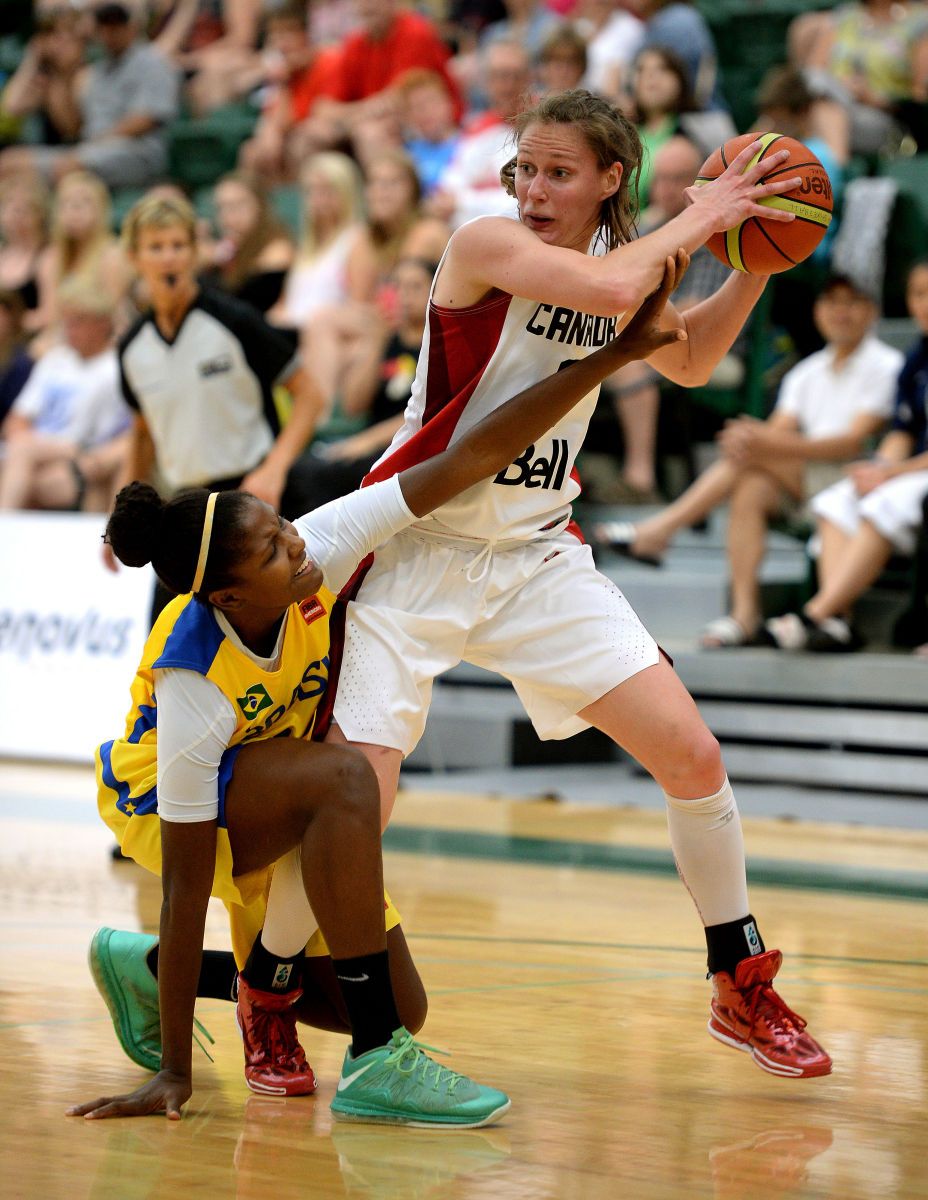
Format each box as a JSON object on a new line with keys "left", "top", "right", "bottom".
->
{"left": 67, "top": 250, "right": 689, "bottom": 1126}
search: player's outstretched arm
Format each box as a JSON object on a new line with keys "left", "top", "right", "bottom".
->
{"left": 399, "top": 251, "right": 689, "bottom": 519}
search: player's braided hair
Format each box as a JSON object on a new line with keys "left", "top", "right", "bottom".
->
{"left": 499, "top": 90, "right": 643, "bottom": 251}
{"left": 105, "top": 482, "right": 252, "bottom": 598}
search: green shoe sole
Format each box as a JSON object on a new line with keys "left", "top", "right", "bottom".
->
{"left": 88, "top": 927, "right": 161, "bottom": 1073}
{"left": 330, "top": 1097, "right": 511, "bottom": 1130}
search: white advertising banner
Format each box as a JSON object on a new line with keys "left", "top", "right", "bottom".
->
{"left": 0, "top": 511, "right": 154, "bottom": 763}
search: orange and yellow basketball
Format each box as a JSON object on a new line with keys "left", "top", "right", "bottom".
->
{"left": 697, "top": 132, "right": 833, "bottom": 274}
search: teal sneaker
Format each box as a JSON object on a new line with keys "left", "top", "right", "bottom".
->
{"left": 330, "top": 1027, "right": 510, "bottom": 1129}
{"left": 89, "top": 927, "right": 214, "bottom": 1072}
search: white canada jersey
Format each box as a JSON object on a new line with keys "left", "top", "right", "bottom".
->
{"left": 364, "top": 247, "right": 619, "bottom": 543}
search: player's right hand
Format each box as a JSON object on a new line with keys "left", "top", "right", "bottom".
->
{"left": 66, "top": 1069, "right": 192, "bottom": 1121}
{"left": 685, "top": 141, "right": 800, "bottom": 233}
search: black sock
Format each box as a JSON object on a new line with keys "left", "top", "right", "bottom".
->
{"left": 146, "top": 946, "right": 240, "bottom": 1001}
{"left": 705, "top": 914, "right": 766, "bottom": 977}
{"left": 241, "top": 933, "right": 304, "bottom": 995}
{"left": 333, "top": 949, "right": 401, "bottom": 1057}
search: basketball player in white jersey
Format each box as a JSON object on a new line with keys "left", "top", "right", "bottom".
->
{"left": 328, "top": 90, "right": 832, "bottom": 1079}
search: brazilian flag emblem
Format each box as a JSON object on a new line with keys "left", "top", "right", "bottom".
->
{"left": 236, "top": 683, "right": 274, "bottom": 719}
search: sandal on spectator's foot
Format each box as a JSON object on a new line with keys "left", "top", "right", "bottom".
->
{"left": 763, "top": 612, "right": 860, "bottom": 652}
{"left": 592, "top": 521, "right": 663, "bottom": 567}
{"left": 700, "top": 616, "right": 757, "bottom": 649}
{"left": 762, "top": 612, "right": 816, "bottom": 650}
{"left": 806, "top": 617, "right": 862, "bottom": 653}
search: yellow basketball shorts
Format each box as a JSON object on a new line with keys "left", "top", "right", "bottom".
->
{"left": 97, "top": 744, "right": 400, "bottom": 968}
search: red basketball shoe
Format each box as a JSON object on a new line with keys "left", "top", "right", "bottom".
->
{"left": 708, "top": 950, "right": 832, "bottom": 1078}
{"left": 235, "top": 974, "right": 317, "bottom": 1096}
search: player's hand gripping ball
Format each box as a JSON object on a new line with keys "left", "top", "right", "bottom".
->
{"left": 697, "top": 133, "right": 833, "bottom": 274}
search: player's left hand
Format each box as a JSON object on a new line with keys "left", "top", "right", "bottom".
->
{"left": 66, "top": 1069, "right": 192, "bottom": 1121}
{"left": 617, "top": 250, "right": 691, "bottom": 361}
{"left": 241, "top": 460, "right": 286, "bottom": 509}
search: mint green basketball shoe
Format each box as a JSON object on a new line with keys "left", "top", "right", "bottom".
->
{"left": 330, "top": 1027, "right": 510, "bottom": 1129}
{"left": 89, "top": 927, "right": 214, "bottom": 1071}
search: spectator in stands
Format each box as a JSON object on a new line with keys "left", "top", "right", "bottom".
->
{"left": 591, "top": 136, "right": 737, "bottom": 504}
{"left": 799, "top": 0, "right": 928, "bottom": 154}
{"left": 536, "top": 26, "right": 589, "bottom": 97}
{"left": 201, "top": 171, "right": 294, "bottom": 314}
{"left": 347, "top": 149, "right": 450, "bottom": 309}
{"left": 293, "top": 255, "right": 434, "bottom": 511}
{"left": 599, "top": 273, "right": 902, "bottom": 647}
{"left": 755, "top": 65, "right": 843, "bottom": 257}
{"left": 756, "top": 65, "right": 844, "bottom": 362}
{"left": 237, "top": 4, "right": 340, "bottom": 183}
{"left": 575, "top": 0, "right": 644, "bottom": 102}
{"left": 34, "top": 170, "right": 128, "bottom": 347}
{"left": 479, "top": 0, "right": 563, "bottom": 59}
{"left": 305, "top": 150, "right": 449, "bottom": 406}
{"left": 625, "top": 46, "right": 696, "bottom": 208}
{"left": 0, "top": 279, "right": 129, "bottom": 513}
{"left": 298, "top": 0, "right": 464, "bottom": 165}
{"left": 397, "top": 70, "right": 462, "bottom": 199}
{"left": 152, "top": 0, "right": 263, "bottom": 117}
{"left": 267, "top": 152, "right": 366, "bottom": 331}
{"left": 0, "top": 290, "right": 33, "bottom": 425}
{"left": 108, "top": 193, "right": 327, "bottom": 617}
{"left": 0, "top": 174, "right": 49, "bottom": 333}
{"left": 0, "top": 3, "right": 180, "bottom": 191}
{"left": 637, "top": 0, "right": 722, "bottom": 110}
{"left": 765, "top": 261, "right": 928, "bottom": 652}
{"left": 0, "top": 7, "right": 87, "bottom": 148}
{"left": 426, "top": 39, "right": 529, "bottom": 229}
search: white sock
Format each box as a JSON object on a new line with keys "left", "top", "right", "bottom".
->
{"left": 260, "top": 847, "right": 319, "bottom": 957}
{"left": 663, "top": 776, "right": 749, "bottom": 926}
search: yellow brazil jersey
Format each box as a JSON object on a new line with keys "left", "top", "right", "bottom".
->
{"left": 96, "top": 586, "right": 401, "bottom": 967}
{"left": 97, "top": 588, "right": 334, "bottom": 926}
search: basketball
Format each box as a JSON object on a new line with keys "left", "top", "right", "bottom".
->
{"left": 696, "top": 132, "right": 833, "bottom": 274}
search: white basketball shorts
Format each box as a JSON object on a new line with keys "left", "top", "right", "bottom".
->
{"left": 810, "top": 469, "right": 928, "bottom": 555}
{"left": 332, "top": 527, "right": 660, "bottom": 755}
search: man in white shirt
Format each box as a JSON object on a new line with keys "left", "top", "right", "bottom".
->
{"left": 595, "top": 273, "right": 903, "bottom": 646}
{"left": 0, "top": 279, "right": 129, "bottom": 511}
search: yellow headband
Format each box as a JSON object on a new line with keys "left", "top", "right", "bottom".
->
{"left": 190, "top": 492, "right": 219, "bottom": 594}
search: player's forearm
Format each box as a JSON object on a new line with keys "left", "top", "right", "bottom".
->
{"left": 400, "top": 337, "right": 653, "bottom": 517}
{"left": 604, "top": 205, "right": 719, "bottom": 310}
{"left": 649, "top": 272, "right": 766, "bottom": 385}
{"left": 158, "top": 821, "right": 217, "bottom": 1075}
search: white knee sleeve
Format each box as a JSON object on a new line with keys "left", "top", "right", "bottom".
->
{"left": 664, "top": 777, "right": 749, "bottom": 926}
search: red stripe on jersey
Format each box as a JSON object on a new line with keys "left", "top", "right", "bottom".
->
{"left": 312, "top": 555, "right": 374, "bottom": 741}
{"left": 364, "top": 291, "right": 512, "bottom": 486}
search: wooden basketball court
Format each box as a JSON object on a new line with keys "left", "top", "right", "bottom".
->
{"left": 2, "top": 762, "right": 926, "bottom": 1199}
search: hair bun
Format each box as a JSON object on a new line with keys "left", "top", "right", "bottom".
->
{"left": 105, "top": 481, "right": 165, "bottom": 568}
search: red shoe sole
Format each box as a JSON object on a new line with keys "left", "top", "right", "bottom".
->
{"left": 244, "top": 1070, "right": 317, "bottom": 1097}
{"left": 707, "top": 1019, "right": 832, "bottom": 1079}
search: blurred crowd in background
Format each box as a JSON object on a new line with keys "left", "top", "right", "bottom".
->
{"left": 2, "top": 0, "right": 928, "bottom": 652}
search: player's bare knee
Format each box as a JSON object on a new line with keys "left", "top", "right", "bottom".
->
{"left": 328, "top": 746, "right": 381, "bottom": 824}
{"left": 661, "top": 727, "right": 723, "bottom": 796}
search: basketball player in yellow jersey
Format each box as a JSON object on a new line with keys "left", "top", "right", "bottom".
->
{"left": 68, "top": 252, "right": 690, "bottom": 1126}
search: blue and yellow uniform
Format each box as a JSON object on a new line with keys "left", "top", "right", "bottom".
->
{"left": 97, "top": 589, "right": 399, "bottom": 964}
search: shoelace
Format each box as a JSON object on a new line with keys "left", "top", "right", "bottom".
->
{"left": 192, "top": 1016, "right": 216, "bottom": 1063}
{"left": 385, "top": 1031, "right": 465, "bottom": 1094}
{"left": 745, "top": 982, "right": 807, "bottom": 1038}
{"left": 247, "top": 1003, "right": 303, "bottom": 1069}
